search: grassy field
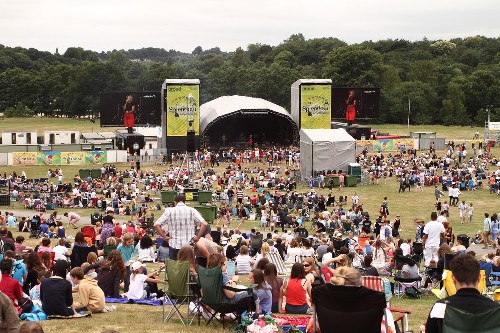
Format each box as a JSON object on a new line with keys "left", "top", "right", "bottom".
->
{"left": 0, "top": 117, "right": 122, "bottom": 134}
{"left": 0, "top": 121, "right": 498, "bottom": 332}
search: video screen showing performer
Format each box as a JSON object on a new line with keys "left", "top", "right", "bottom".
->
{"left": 345, "top": 89, "right": 357, "bottom": 125}
{"left": 123, "top": 94, "right": 136, "bottom": 133}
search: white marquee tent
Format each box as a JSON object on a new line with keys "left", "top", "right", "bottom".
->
{"left": 300, "top": 128, "right": 356, "bottom": 180}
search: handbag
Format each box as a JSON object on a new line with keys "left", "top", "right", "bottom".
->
{"left": 18, "top": 296, "right": 34, "bottom": 314}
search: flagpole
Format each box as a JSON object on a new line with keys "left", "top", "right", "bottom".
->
{"left": 407, "top": 97, "right": 411, "bottom": 130}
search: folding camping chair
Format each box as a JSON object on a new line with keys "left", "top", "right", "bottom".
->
{"left": 267, "top": 252, "right": 290, "bottom": 276}
{"left": 312, "top": 284, "right": 389, "bottom": 333}
{"left": 197, "top": 265, "right": 255, "bottom": 328}
{"left": 393, "top": 255, "right": 422, "bottom": 299}
{"left": 441, "top": 306, "right": 500, "bottom": 333}
{"left": 362, "top": 276, "right": 412, "bottom": 332}
{"left": 162, "top": 259, "right": 197, "bottom": 325}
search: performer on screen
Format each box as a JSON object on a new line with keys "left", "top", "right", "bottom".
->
{"left": 123, "top": 94, "right": 136, "bottom": 133}
{"left": 345, "top": 89, "right": 357, "bottom": 125}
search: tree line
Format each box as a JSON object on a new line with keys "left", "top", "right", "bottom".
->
{"left": 0, "top": 33, "right": 499, "bottom": 125}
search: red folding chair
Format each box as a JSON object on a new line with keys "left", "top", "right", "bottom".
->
{"left": 362, "top": 276, "right": 411, "bottom": 332}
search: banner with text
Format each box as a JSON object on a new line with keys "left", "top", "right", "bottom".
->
{"left": 300, "top": 84, "right": 331, "bottom": 129}
{"left": 12, "top": 152, "right": 37, "bottom": 166}
{"left": 165, "top": 84, "right": 200, "bottom": 136}
{"left": 61, "top": 152, "right": 86, "bottom": 165}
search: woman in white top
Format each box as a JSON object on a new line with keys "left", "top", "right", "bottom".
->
{"left": 372, "top": 239, "right": 387, "bottom": 269}
{"left": 260, "top": 208, "right": 268, "bottom": 228}
{"left": 286, "top": 239, "right": 303, "bottom": 264}
{"left": 300, "top": 239, "right": 315, "bottom": 257}
{"left": 136, "top": 235, "right": 155, "bottom": 262}
{"left": 235, "top": 245, "right": 254, "bottom": 275}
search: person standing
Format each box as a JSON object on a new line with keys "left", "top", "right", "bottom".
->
{"left": 434, "top": 185, "right": 444, "bottom": 202}
{"left": 467, "top": 203, "right": 475, "bottom": 223}
{"left": 423, "top": 212, "right": 445, "bottom": 267}
{"left": 458, "top": 201, "right": 468, "bottom": 224}
{"left": 392, "top": 215, "right": 401, "bottom": 238}
{"left": 345, "top": 90, "right": 357, "bottom": 125}
{"left": 452, "top": 186, "right": 461, "bottom": 206}
{"left": 425, "top": 254, "right": 500, "bottom": 333}
{"left": 351, "top": 192, "right": 359, "bottom": 211}
{"left": 154, "top": 194, "right": 207, "bottom": 260}
{"left": 482, "top": 213, "right": 491, "bottom": 249}
{"left": 123, "top": 94, "right": 136, "bottom": 134}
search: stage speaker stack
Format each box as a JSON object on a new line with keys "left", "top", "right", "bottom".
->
{"left": 186, "top": 130, "right": 196, "bottom": 153}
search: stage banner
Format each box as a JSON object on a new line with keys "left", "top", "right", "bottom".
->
{"left": 300, "top": 84, "right": 331, "bottom": 129}
{"left": 373, "top": 139, "right": 395, "bottom": 152}
{"left": 356, "top": 140, "right": 372, "bottom": 147}
{"left": 394, "top": 138, "right": 414, "bottom": 149}
{"left": 165, "top": 84, "right": 200, "bottom": 136}
{"left": 37, "top": 152, "right": 61, "bottom": 165}
{"left": 61, "top": 152, "right": 86, "bottom": 165}
{"left": 86, "top": 151, "right": 107, "bottom": 164}
{"left": 12, "top": 152, "right": 37, "bottom": 166}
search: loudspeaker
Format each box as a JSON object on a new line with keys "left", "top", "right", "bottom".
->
{"left": 0, "top": 194, "right": 10, "bottom": 206}
{"left": 186, "top": 130, "right": 196, "bottom": 152}
{"left": 124, "top": 134, "right": 145, "bottom": 155}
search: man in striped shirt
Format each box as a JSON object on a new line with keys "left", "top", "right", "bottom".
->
{"left": 154, "top": 194, "right": 207, "bottom": 260}
{"left": 236, "top": 188, "right": 244, "bottom": 204}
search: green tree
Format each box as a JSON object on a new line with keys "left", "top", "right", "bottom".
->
{"left": 323, "top": 46, "right": 383, "bottom": 86}
{"left": 381, "top": 81, "right": 437, "bottom": 124}
{"left": 440, "top": 81, "right": 470, "bottom": 125}
{"left": 3, "top": 102, "right": 35, "bottom": 117}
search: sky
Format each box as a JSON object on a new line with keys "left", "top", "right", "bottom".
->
{"left": 0, "top": 0, "right": 499, "bottom": 54}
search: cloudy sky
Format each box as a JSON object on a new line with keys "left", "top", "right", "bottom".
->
{"left": 1, "top": 0, "right": 498, "bottom": 54}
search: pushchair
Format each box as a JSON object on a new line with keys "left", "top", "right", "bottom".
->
{"left": 81, "top": 226, "right": 97, "bottom": 246}
{"left": 29, "top": 216, "right": 42, "bottom": 239}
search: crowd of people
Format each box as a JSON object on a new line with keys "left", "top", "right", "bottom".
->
{"left": 0, "top": 139, "right": 499, "bottom": 332}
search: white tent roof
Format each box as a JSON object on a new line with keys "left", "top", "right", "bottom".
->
{"left": 300, "top": 128, "right": 355, "bottom": 143}
{"left": 200, "top": 95, "right": 292, "bottom": 133}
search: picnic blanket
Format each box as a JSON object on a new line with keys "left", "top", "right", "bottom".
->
{"left": 272, "top": 315, "right": 309, "bottom": 332}
{"left": 48, "top": 313, "right": 92, "bottom": 319}
{"left": 104, "top": 297, "right": 171, "bottom": 306}
{"left": 272, "top": 315, "right": 310, "bottom": 326}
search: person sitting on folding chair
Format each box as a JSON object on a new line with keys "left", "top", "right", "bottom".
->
{"left": 425, "top": 254, "right": 500, "bottom": 333}
{"left": 307, "top": 266, "right": 396, "bottom": 333}
{"left": 206, "top": 253, "right": 258, "bottom": 311}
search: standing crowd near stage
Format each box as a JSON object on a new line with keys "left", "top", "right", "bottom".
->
{"left": 0, "top": 141, "right": 499, "bottom": 332}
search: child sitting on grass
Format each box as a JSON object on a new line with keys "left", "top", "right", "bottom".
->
{"left": 70, "top": 267, "right": 105, "bottom": 313}
{"left": 126, "top": 261, "right": 163, "bottom": 300}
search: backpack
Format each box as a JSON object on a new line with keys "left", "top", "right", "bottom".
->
{"left": 405, "top": 286, "right": 421, "bottom": 299}
{"left": 385, "top": 226, "right": 391, "bottom": 239}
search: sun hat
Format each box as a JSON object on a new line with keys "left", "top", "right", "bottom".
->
{"left": 131, "top": 261, "right": 145, "bottom": 271}
{"left": 229, "top": 237, "right": 238, "bottom": 247}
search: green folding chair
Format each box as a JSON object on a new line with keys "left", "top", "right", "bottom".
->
{"left": 197, "top": 265, "right": 255, "bottom": 328}
{"left": 443, "top": 305, "right": 500, "bottom": 333}
{"left": 162, "top": 259, "right": 196, "bottom": 325}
